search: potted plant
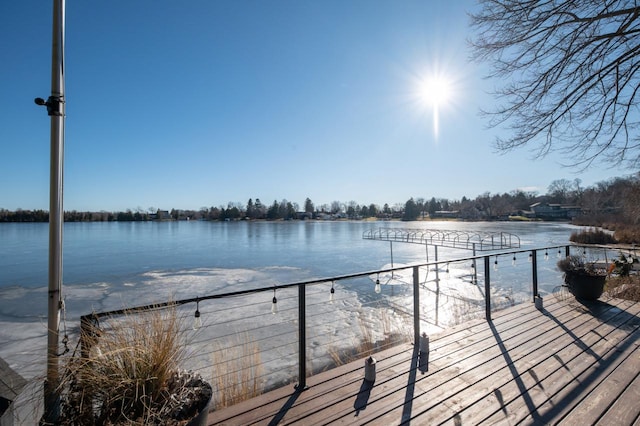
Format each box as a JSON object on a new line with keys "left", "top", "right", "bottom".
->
{"left": 557, "top": 255, "right": 607, "bottom": 300}
{"left": 55, "top": 306, "right": 212, "bottom": 425}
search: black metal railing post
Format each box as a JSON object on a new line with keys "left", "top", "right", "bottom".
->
{"left": 484, "top": 256, "right": 491, "bottom": 321}
{"left": 296, "top": 284, "right": 307, "bottom": 391}
{"left": 531, "top": 249, "right": 538, "bottom": 302}
{"left": 413, "top": 266, "right": 421, "bottom": 345}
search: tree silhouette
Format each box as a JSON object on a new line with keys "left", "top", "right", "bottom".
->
{"left": 471, "top": 1, "right": 640, "bottom": 169}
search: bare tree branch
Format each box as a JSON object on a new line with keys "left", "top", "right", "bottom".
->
{"left": 470, "top": 0, "right": 640, "bottom": 169}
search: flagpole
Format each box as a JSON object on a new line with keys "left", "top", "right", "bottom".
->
{"left": 38, "top": 0, "right": 65, "bottom": 421}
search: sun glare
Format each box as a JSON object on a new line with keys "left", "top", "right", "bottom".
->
{"left": 417, "top": 74, "right": 454, "bottom": 139}
{"left": 420, "top": 76, "right": 452, "bottom": 108}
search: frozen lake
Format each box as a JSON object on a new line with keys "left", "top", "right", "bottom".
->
{"left": 0, "top": 219, "right": 582, "bottom": 380}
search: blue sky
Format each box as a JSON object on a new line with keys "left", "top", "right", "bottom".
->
{"left": 1, "top": 1, "right": 624, "bottom": 212}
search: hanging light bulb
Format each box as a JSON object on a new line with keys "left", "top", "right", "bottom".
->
{"left": 329, "top": 281, "right": 335, "bottom": 304}
{"left": 470, "top": 262, "right": 475, "bottom": 273}
{"left": 512, "top": 254, "right": 516, "bottom": 266}
{"left": 528, "top": 253, "right": 533, "bottom": 263}
{"left": 375, "top": 274, "right": 382, "bottom": 294}
{"left": 557, "top": 249, "right": 562, "bottom": 259}
{"left": 193, "top": 300, "right": 202, "bottom": 330}
{"left": 493, "top": 257, "right": 498, "bottom": 271}
{"left": 544, "top": 250, "right": 549, "bottom": 261}
{"left": 445, "top": 263, "right": 450, "bottom": 275}
{"left": 271, "top": 288, "right": 278, "bottom": 314}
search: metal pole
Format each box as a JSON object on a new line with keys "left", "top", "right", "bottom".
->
{"left": 413, "top": 266, "right": 421, "bottom": 345}
{"left": 472, "top": 243, "right": 477, "bottom": 284}
{"left": 42, "top": 0, "right": 66, "bottom": 421}
{"left": 296, "top": 285, "right": 307, "bottom": 391}
{"left": 484, "top": 256, "right": 491, "bottom": 321}
{"left": 434, "top": 245, "right": 439, "bottom": 284}
{"left": 390, "top": 241, "right": 394, "bottom": 278}
{"left": 532, "top": 250, "right": 538, "bottom": 302}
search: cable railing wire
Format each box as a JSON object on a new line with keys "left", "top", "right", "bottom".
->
{"left": 65, "top": 244, "right": 636, "bottom": 405}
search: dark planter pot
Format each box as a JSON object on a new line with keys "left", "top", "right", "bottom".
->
{"left": 186, "top": 382, "right": 213, "bottom": 426}
{"left": 564, "top": 271, "right": 606, "bottom": 300}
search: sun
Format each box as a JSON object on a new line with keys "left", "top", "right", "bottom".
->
{"left": 415, "top": 73, "right": 456, "bottom": 139}
{"left": 419, "top": 76, "right": 452, "bottom": 108}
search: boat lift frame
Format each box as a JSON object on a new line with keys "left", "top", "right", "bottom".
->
{"left": 363, "top": 227, "right": 521, "bottom": 283}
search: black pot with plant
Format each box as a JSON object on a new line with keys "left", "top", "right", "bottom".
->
{"left": 56, "top": 307, "right": 212, "bottom": 426}
{"left": 557, "top": 255, "right": 607, "bottom": 300}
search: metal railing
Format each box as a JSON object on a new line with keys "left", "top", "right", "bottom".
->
{"left": 77, "top": 243, "right": 633, "bottom": 397}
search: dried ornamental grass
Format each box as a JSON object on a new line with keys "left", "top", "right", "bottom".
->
{"left": 211, "top": 334, "right": 264, "bottom": 409}
{"left": 57, "top": 306, "right": 211, "bottom": 425}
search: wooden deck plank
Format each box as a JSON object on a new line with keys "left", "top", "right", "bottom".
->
{"left": 563, "top": 343, "right": 640, "bottom": 425}
{"left": 483, "top": 299, "right": 640, "bottom": 425}
{"left": 208, "top": 301, "right": 552, "bottom": 425}
{"left": 252, "top": 345, "right": 417, "bottom": 425}
{"left": 595, "top": 366, "right": 640, "bottom": 425}
{"left": 456, "top": 298, "right": 640, "bottom": 425}
{"left": 276, "top": 301, "right": 576, "bottom": 425}
{"left": 295, "top": 302, "right": 577, "bottom": 425}
{"left": 209, "top": 299, "right": 574, "bottom": 425}
{"left": 209, "top": 342, "right": 417, "bottom": 425}
{"left": 365, "top": 297, "right": 624, "bottom": 425}
{"left": 207, "top": 297, "right": 640, "bottom": 426}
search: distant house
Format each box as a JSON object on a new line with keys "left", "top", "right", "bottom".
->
{"left": 430, "top": 210, "right": 460, "bottom": 219}
{"left": 530, "top": 203, "right": 582, "bottom": 220}
{"left": 296, "top": 212, "right": 313, "bottom": 220}
{"left": 153, "top": 209, "right": 171, "bottom": 221}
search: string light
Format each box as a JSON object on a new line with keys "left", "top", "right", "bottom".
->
{"left": 494, "top": 257, "right": 498, "bottom": 271}
{"left": 329, "top": 281, "right": 335, "bottom": 304}
{"left": 512, "top": 254, "right": 517, "bottom": 266}
{"left": 375, "top": 274, "right": 382, "bottom": 294}
{"left": 528, "top": 253, "right": 533, "bottom": 263}
{"left": 271, "top": 288, "right": 278, "bottom": 314}
{"left": 557, "top": 249, "right": 562, "bottom": 259}
{"left": 544, "top": 250, "right": 549, "bottom": 261}
{"left": 193, "top": 300, "right": 202, "bottom": 330}
{"left": 445, "top": 262, "right": 450, "bottom": 275}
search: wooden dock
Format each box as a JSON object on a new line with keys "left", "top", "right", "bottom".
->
{"left": 208, "top": 295, "right": 640, "bottom": 425}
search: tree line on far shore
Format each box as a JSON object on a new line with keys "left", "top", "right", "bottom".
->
{"left": 1, "top": 174, "right": 638, "bottom": 240}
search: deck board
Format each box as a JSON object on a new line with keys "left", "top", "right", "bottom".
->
{"left": 208, "top": 296, "right": 640, "bottom": 425}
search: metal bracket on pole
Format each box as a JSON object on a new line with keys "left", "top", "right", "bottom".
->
{"left": 35, "top": 96, "right": 65, "bottom": 116}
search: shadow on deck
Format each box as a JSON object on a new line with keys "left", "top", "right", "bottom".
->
{"left": 208, "top": 295, "right": 640, "bottom": 425}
